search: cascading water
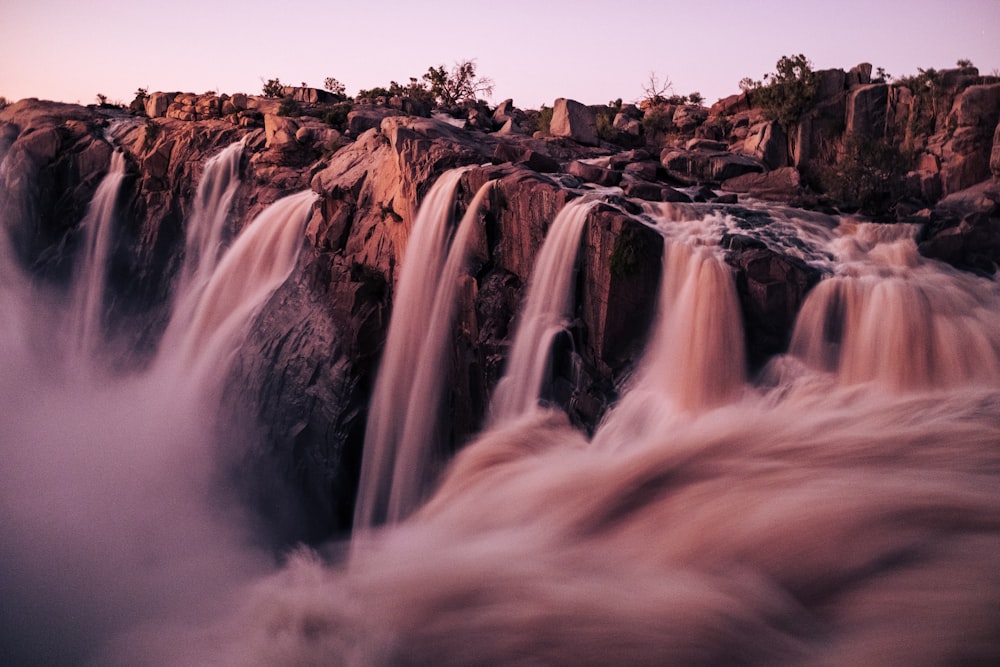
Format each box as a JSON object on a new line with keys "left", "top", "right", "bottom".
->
{"left": 3, "top": 128, "right": 1000, "bottom": 665}
{"left": 66, "top": 149, "right": 126, "bottom": 361}
{"left": 0, "top": 138, "right": 317, "bottom": 665}
{"left": 788, "top": 220, "right": 1000, "bottom": 390}
{"left": 160, "top": 138, "right": 246, "bottom": 350}
{"left": 354, "top": 168, "right": 493, "bottom": 529}
{"left": 488, "top": 196, "right": 597, "bottom": 424}
{"left": 593, "top": 208, "right": 747, "bottom": 448}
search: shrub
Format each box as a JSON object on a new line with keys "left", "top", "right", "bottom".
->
{"left": 324, "top": 77, "right": 346, "bottom": 96}
{"left": 261, "top": 77, "right": 284, "bottom": 98}
{"left": 422, "top": 59, "right": 494, "bottom": 106}
{"left": 641, "top": 105, "right": 673, "bottom": 135}
{"left": 277, "top": 97, "right": 300, "bottom": 117}
{"left": 814, "top": 135, "right": 912, "bottom": 217}
{"left": 356, "top": 86, "right": 392, "bottom": 102}
{"left": 596, "top": 110, "right": 616, "bottom": 141}
{"left": 129, "top": 87, "right": 149, "bottom": 115}
{"left": 322, "top": 102, "right": 352, "bottom": 129}
{"left": 740, "top": 54, "right": 818, "bottom": 130}
{"left": 533, "top": 105, "right": 554, "bottom": 134}
{"left": 897, "top": 67, "right": 942, "bottom": 138}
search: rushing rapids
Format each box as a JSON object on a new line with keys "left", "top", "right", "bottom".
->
{"left": 1, "top": 140, "right": 999, "bottom": 665}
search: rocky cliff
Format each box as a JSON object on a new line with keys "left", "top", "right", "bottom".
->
{"left": 2, "top": 67, "right": 998, "bottom": 539}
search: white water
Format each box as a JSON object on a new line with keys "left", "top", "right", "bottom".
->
{"left": 788, "top": 220, "right": 1000, "bottom": 390}
{"left": 0, "top": 142, "right": 316, "bottom": 665}
{"left": 354, "top": 168, "right": 486, "bottom": 529}
{"left": 215, "top": 205, "right": 1000, "bottom": 666}
{"left": 489, "top": 196, "right": 597, "bottom": 424}
{"left": 66, "top": 150, "right": 127, "bottom": 360}
{"left": 160, "top": 138, "right": 246, "bottom": 349}
{"left": 3, "top": 147, "right": 1000, "bottom": 665}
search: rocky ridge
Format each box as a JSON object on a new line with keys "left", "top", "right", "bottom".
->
{"left": 2, "top": 62, "right": 999, "bottom": 538}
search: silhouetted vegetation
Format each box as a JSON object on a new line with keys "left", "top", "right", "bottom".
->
{"left": 739, "top": 54, "right": 818, "bottom": 130}
{"left": 261, "top": 77, "right": 284, "bottom": 98}
{"left": 813, "top": 136, "right": 912, "bottom": 217}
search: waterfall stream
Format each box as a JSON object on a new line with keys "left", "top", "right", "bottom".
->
{"left": 353, "top": 169, "right": 493, "bottom": 529}
{"left": 2, "top": 142, "right": 999, "bottom": 665}
{"left": 488, "top": 196, "right": 597, "bottom": 424}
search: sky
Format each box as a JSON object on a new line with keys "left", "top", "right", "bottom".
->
{"left": 2, "top": 0, "right": 999, "bottom": 110}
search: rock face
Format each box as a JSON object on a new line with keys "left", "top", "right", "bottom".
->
{"left": 550, "top": 98, "right": 599, "bottom": 146}
{"left": 7, "top": 60, "right": 1000, "bottom": 541}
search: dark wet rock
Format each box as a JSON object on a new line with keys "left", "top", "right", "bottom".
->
{"left": 725, "top": 244, "right": 824, "bottom": 369}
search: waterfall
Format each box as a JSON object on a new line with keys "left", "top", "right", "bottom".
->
{"left": 161, "top": 139, "right": 246, "bottom": 347}
{"left": 789, "top": 221, "right": 1000, "bottom": 390}
{"left": 488, "top": 196, "right": 597, "bottom": 424}
{"left": 354, "top": 168, "right": 488, "bottom": 529}
{"left": 4, "top": 125, "right": 1000, "bottom": 665}
{"left": 593, "top": 209, "right": 746, "bottom": 449}
{"left": 635, "top": 240, "right": 745, "bottom": 410}
{"left": 66, "top": 149, "right": 126, "bottom": 359}
{"left": 164, "top": 190, "right": 316, "bottom": 388}
{"left": 1, "top": 156, "right": 319, "bottom": 662}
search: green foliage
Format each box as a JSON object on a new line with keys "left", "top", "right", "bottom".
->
{"left": 422, "top": 59, "right": 494, "bottom": 107}
{"left": 740, "top": 54, "right": 818, "bottom": 129}
{"left": 534, "top": 105, "right": 554, "bottom": 134}
{"left": 322, "top": 102, "right": 352, "bottom": 128}
{"left": 815, "top": 136, "right": 912, "bottom": 216}
{"left": 277, "top": 97, "right": 300, "bottom": 117}
{"left": 596, "top": 109, "right": 616, "bottom": 141}
{"left": 956, "top": 58, "right": 975, "bottom": 70}
{"left": 641, "top": 105, "right": 673, "bottom": 135}
{"left": 356, "top": 86, "right": 392, "bottom": 101}
{"left": 324, "top": 77, "right": 347, "bottom": 98}
{"left": 897, "top": 67, "right": 942, "bottom": 137}
{"left": 0, "top": 96, "right": 7, "bottom": 109}
{"left": 388, "top": 77, "right": 436, "bottom": 106}
{"left": 129, "top": 87, "right": 149, "bottom": 115}
{"left": 95, "top": 93, "right": 108, "bottom": 106}
{"left": 261, "top": 77, "right": 284, "bottom": 98}
{"left": 872, "top": 66, "right": 892, "bottom": 83}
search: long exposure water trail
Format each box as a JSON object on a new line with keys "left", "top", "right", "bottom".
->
{"left": 488, "top": 196, "right": 597, "bottom": 425}
{"left": 67, "top": 149, "right": 126, "bottom": 360}
{"left": 3, "top": 139, "right": 1000, "bottom": 664}
{"left": 354, "top": 168, "right": 473, "bottom": 529}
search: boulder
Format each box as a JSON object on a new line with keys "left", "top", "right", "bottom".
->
{"left": 686, "top": 137, "right": 727, "bottom": 152}
{"left": 567, "top": 160, "right": 622, "bottom": 187}
{"left": 710, "top": 93, "right": 747, "bottom": 117}
{"left": 919, "top": 208, "right": 1000, "bottom": 275}
{"left": 672, "top": 105, "right": 708, "bottom": 133}
{"left": 846, "top": 84, "right": 889, "bottom": 140}
{"left": 847, "top": 62, "right": 873, "bottom": 87}
{"left": 550, "top": 98, "right": 599, "bottom": 146}
{"left": 145, "top": 92, "right": 176, "bottom": 118}
{"left": 743, "top": 121, "right": 788, "bottom": 169}
{"left": 493, "top": 99, "right": 515, "bottom": 124}
{"left": 814, "top": 69, "right": 847, "bottom": 101}
{"left": 264, "top": 114, "right": 300, "bottom": 148}
{"left": 724, "top": 243, "right": 824, "bottom": 368}
{"left": 612, "top": 113, "right": 642, "bottom": 140}
{"left": 721, "top": 167, "right": 803, "bottom": 201}
{"left": 281, "top": 86, "right": 340, "bottom": 105}
{"left": 346, "top": 106, "right": 400, "bottom": 136}
{"left": 661, "top": 148, "right": 765, "bottom": 184}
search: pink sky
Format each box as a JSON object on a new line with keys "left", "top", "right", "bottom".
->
{"left": 2, "top": 0, "right": 999, "bottom": 110}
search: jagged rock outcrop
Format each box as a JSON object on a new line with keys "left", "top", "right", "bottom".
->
{"left": 8, "top": 64, "right": 998, "bottom": 541}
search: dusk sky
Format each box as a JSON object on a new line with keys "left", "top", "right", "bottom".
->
{"left": 3, "top": 0, "right": 999, "bottom": 110}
